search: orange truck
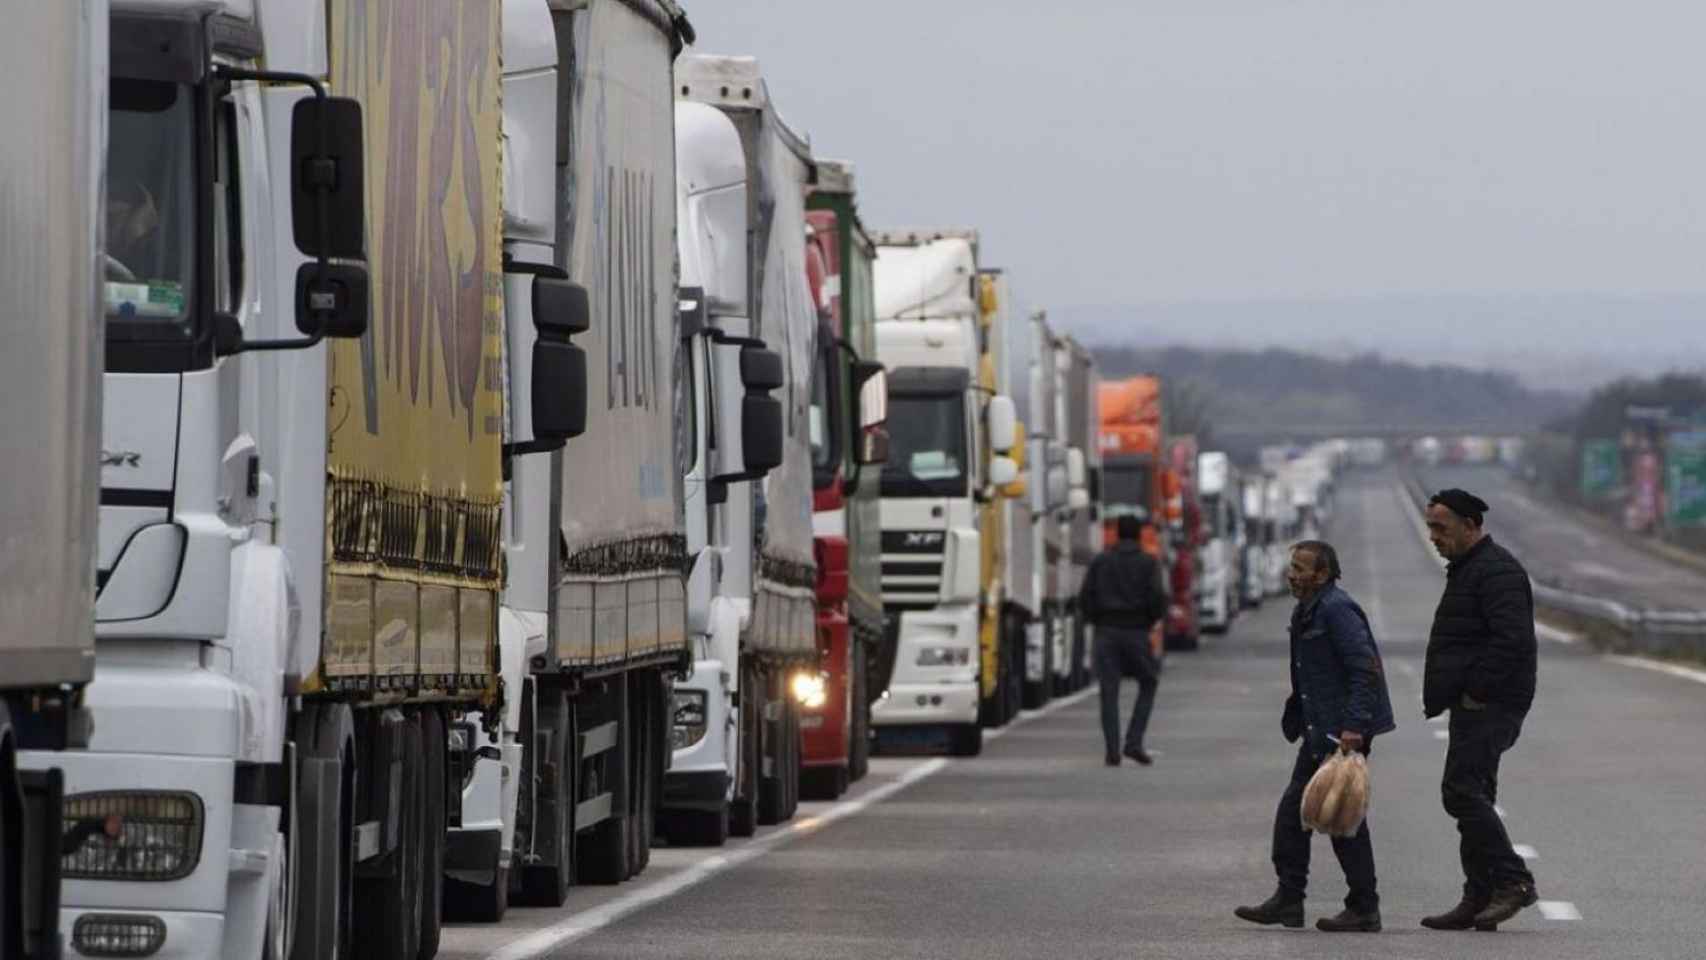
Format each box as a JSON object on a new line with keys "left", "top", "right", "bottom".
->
{"left": 1098, "top": 377, "right": 1199, "bottom": 652}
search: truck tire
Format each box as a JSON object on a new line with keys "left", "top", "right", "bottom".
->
{"left": 1004, "top": 613, "right": 1026, "bottom": 723}
{"left": 577, "top": 677, "right": 631, "bottom": 885}
{"left": 848, "top": 645, "right": 870, "bottom": 782}
{"left": 948, "top": 723, "right": 983, "bottom": 758}
{"left": 355, "top": 714, "right": 423, "bottom": 960}
{"left": 758, "top": 669, "right": 798, "bottom": 825}
{"left": 514, "top": 692, "right": 572, "bottom": 907}
{"left": 417, "top": 710, "right": 447, "bottom": 959}
{"left": 291, "top": 703, "right": 356, "bottom": 960}
{"left": 729, "top": 661, "right": 760, "bottom": 837}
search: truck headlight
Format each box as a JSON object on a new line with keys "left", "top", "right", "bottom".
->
{"left": 790, "top": 671, "right": 829, "bottom": 710}
{"left": 62, "top": 791, "right": 204, "bottom": 881}
{"left": 671, "top": 690, "right": 708, "bottom": 751}
{"left": 915, "top": 646, "right": 971, "bottom": 667}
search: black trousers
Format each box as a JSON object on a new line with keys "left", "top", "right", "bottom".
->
{"left": 1443, "top": 705, "right": 1535, "bottom": 902}
{"left": 1093, "top": 626, "right": 1159, "bottom": 757}
{"left": 1272, "top": 742, "right": 1378, "bottom": 913}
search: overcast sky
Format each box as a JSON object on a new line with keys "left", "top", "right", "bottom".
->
{"left": 690, "top": 2, "right": 1706, "bottom": 382}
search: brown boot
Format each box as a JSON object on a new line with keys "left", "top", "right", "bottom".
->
{"left": 1234, "top": 891, "right": 1304, "bottom": 929}
{"left": 1420, "top": 897, "right": 1490, "bottom": 931}
{"left": 1316, "top": 907, "right": 1381, "bottom": 932}
{"left": 1473, "top": 883, "right": 1539, "bottom": 928}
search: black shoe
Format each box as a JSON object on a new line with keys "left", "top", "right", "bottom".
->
{"left": 1420, "top": 897, "right": 1490, "bottom": 931}
{"left": 1122, "top": 745, "right": 1153, "bottom": 766}
{"left": 1234, "top": 892, "right": 1304, "bottom": 929}
{"left": 1104, "top": 753, "right": 1120, "bottom": 767}
{"left": 1473, "top": 883, "right": 1539, "bottom": 927}
{"left": 1316, "top": 908, "right": 1381, "bottom": 932}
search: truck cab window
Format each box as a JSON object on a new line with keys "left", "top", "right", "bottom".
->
{"left": 880, "top": 393, "right": 967, "bottom": 497}
{"left": 105, "top": 79, "right": 194, "bottom": 325}
{"left": 212, "top": 100, "right": 243, "bottom": 315}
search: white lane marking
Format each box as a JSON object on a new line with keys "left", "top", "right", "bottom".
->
{"left": 1605, "top": 654, "right": 1706, "bottom": 687}
{"left": 485, "top": 686, "right": 1096, "bottom": 960}
{"left": 1395, "top": 482, "right": 1447, "bottom": 571}
{"left": 1539, "top": 900, "right": 1582, "bottom": 921}
{"left": 1494, "top": 804, "right": 1507, "bottom": 820}
{"left": 1394, "top": 661, "right": 1419, "bottom": 680}
{"left": 1512, "top": 843, "right": 1538, "bottom": 859}
{"left": 1433, "top": 729, "right": 1449, "bottom": 741}
{"left": 1428, "top": 714, "right": 1446, "bottom": 724}
{"left": 1535, "top": 621, "right": 1578, "bottom": 645}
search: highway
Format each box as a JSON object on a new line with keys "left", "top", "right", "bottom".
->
{"left": 440, "top": 469, "right": 1706, "bottom": 960}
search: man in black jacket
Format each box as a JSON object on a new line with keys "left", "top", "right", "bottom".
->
{"left": 1079, "top": 514, "right": 1168, "bottom": 767}
{"left": 1421, "top": 488, "right": 1540, "bottom": 931}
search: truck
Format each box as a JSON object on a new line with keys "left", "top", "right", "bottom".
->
{"left": 1, "top": 4, "right": 105, "bottom": 958}
{"left": 801, "top": 162, "right": 889, "bottom": 797}
{"left": 446, "top": 0, "right": 721, "bottom": 922}
{"left": 663, "top": 53, "right": 821, "bottom": 841}
{"left": 1196, "top": 451, "right": 1242, "bottom": 634}
{"left": 1059, "top": 337, "right": 1101, "bottom": 691}
{"left": 870, "top": 229, "right": 1021, "bottom": 756}
{"left": 32, "top": 2, "right": 718, "bottom": 957}
{"left": 1238, "top": 473, "right": 1272, "bottom": 609}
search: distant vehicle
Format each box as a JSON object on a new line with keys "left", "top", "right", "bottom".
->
{"left": 1196, "top": 451, "right": 1242, "bottom": 633}
{"left": 1240, "top": 474, "right": 1272, "bottom": 609}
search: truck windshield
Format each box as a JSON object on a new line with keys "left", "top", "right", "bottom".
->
{"left": 810, "top": 349, "right": 835, "bottom": 475}
{"left": 880, "top": 392, "right": 966, "bottom": 497}
{"left": 105, "top": 78, "right": 194, "bottom": 328}
{"left": 1103, "top": 463, "right": 1151, "bottom": 519}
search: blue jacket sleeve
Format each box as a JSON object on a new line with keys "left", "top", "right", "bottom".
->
{"left": 1326, "top": 601, "right": 1380, "bottom": 734}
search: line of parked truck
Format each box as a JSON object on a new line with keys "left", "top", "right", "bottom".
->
{"left": 2, "top": 3, "right": 1117, "bottom": 958}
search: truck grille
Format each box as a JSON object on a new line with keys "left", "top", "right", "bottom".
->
{"left": 881, "top": 529, "right": 944, "bottom": 612}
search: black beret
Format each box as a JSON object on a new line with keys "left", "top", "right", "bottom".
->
{"left": 1430, "top": 488, "right": 1489, "bottom": 525}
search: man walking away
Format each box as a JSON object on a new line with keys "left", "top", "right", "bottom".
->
{"left": 1236, "top": 540, "right": 1395, "bottom": 933}
{"left": 1420, "top": 489, "right": 1540, "bottom": 931}
{"left": 1080, "top": 514, "right": 1168, "bottom": 767}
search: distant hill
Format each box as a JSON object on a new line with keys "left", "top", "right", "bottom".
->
{"left": 1060, "top": 294, "right": 1706, "bottom": 392}
{"left": 1093, "top": 344, "right": 1578, "bottom": 448}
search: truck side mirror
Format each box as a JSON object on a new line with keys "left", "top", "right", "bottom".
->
{"left": 528, "top": 275, "right": 592, "bottom": 443}
{"left": 291, "top": 97, "right": 366, "bottom": 259}
{"left": 1066, "top": 447, "right": 1087, "bottom": 488}
{"left": 739, "top": 346, "right": 784, "bottom": 475}
{"left": 293, "top": 262, "right": 369, "bottom": 338}
{"left": 855, "top": 364, "right": 888, "bottom": 466}
{"left": 987, "top": 394, "right": 1016, "bottom": 455}
{"left": 989, "top": 455, "right": 1018, "bottom": 488}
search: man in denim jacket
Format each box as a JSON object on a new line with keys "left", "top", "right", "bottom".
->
{"left": 1236, "top": 540, "right": 1396, "bottom": 933}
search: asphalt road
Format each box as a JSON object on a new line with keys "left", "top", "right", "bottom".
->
{"left": 1416, "top": 462, "right": 1706, "bottom": 613}
{"left": 439, "top": 468, "right": 1706, "bottom": 960}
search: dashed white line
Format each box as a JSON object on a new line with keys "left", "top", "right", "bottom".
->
{"left": 1494, "top": 804, "right": 1507, "bottom": 820}
{"left": 1535, "top": 621, "right": 1579, "bottom": 645}
{"left": 1539, "top": 900, "right": 1582, "bottom": 921}
{"left": 1432, "top": 729, "right": 1449, "bottom": 741}
{"left": 1513, "top": 843, "right": 1538, "bottom": 860}
{"left": 484, "top": 686, "right": 1097, "bottom": 960}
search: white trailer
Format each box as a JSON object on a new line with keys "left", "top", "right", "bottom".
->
{"left": 664, "top": 54, "right": 821, "bottom": 838}
{"left": 1196, "top": 451, "right": 1240, "bottom": 633}
{"left": 1, "top": 4, "right": 106, "bottom": 957}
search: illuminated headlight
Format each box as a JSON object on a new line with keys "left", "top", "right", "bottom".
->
{"left": 72, "top": 913, "right": 167, "bottom": 957}
{"left": 671, "top": 690, "right": 708, "bottom": 751}
{"left": 915, "top": 646, "right": 971, "bottom": 668}
{"left": 62, "top": 791, "right": 204, "bottom": 881}
{"left": 790, "top": 671, "right": 829, "bottom": 710}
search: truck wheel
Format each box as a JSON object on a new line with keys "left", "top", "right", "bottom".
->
{"left": 757, "top": 669, "right": 788, "bottom": 825}
{"left": 577, "top": 678, "right": 631, "bottom": 885}
{"left": 355, "top": 714, "right": 423, "bottom": 960}
{"left": 1005, "top": 615, "right": 1026, "bottom": 722}
{"left": 729, "top": 662, "right": 760, "bottom": 837}
{"left": 948, "top": 723, "right": 983, "bottom": 758}
{"left": 417, "top": 710, "right": 447, "bottom": 958}
{"left": 848, "top": 646, "right": 869, "bottom": 782}
{"left": 291, "top": 703, "right": 357, "bottom": 960}
{"left": 515, "top": 692, "right": 572, "bottom": 907}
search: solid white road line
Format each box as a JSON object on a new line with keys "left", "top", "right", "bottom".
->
{"left": 485, "top": 686, "right": 1098, "bottom": 960}
{"left": 1535, "top": 621, "right": 1579, "bottom": 645}
{"left": 1394, "top": 481, "right": 1446, "bottom": 571}
{"left": 1513, "top": 843, "right": 1538, "bottom": 860}
{"left": 1539, "top": 900, "right": 1582, "bottom": 921}
{"left": 1494, "top": 804, "right": 1506, "bottom": 820}
{"left": 1604, "top": 654, "right": 1706, "bottom": 687}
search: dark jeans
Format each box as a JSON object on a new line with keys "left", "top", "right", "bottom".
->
{"left": 1093, "top": 626, "right": 1159, "bottom": 757}
{"left": 1443, "top": 705, "right": 1535, "bottom": 901}
{"left": 1272, "top": 742, "right": 1379, "bottom": 913}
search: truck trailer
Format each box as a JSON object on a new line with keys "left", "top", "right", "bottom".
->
{"left": 871, "top": 229, "right": 1020, "bottom": 756}
{"left": 663, "top": 53, "right": 821, "bottom": 841}
{"left": 1196, "top": 451, "right": 1242, "bottom": 634}
{"left": 1, "top": 4, "right": 105, "bottom": 957}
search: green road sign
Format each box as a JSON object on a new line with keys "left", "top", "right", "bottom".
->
{"left": 1580, "top": 439, "right": 1621, "bottom": 500}
{"left": 1665, "top": 430, "right": 1706, "bottom": 526}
